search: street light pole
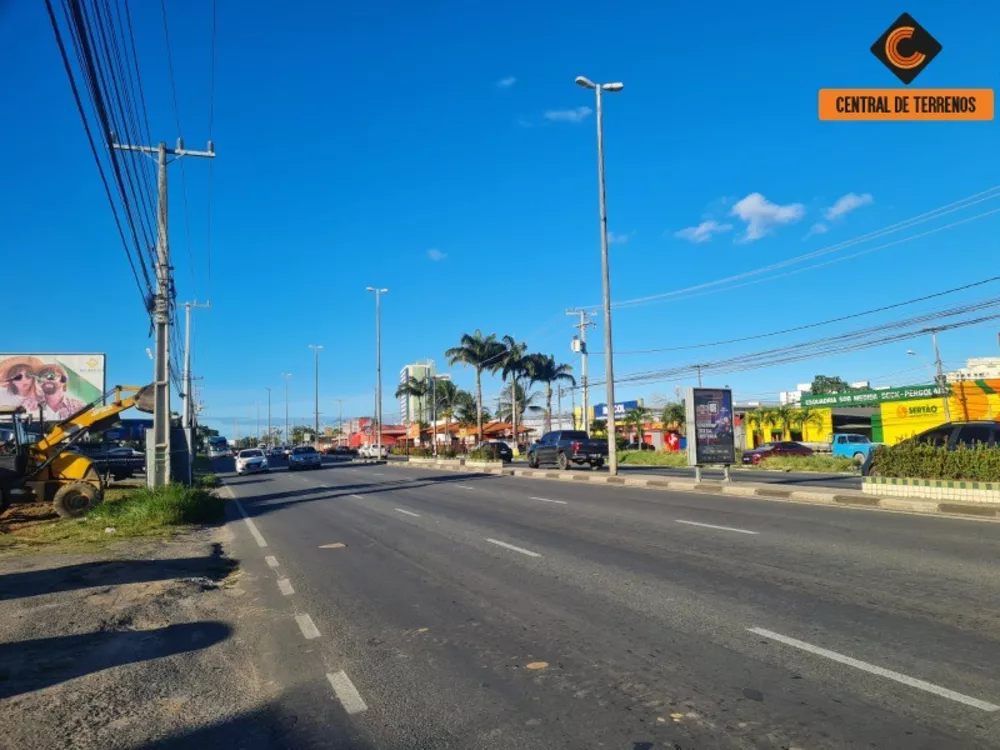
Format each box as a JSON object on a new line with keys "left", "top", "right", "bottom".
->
{"left": 282, "top": 373, "right": 291, "bottom": 446}
{"left": 308, "top": 345, "right": 323, "bottom": 447}
{"left": 366, "top": 287, "right": 389, "bottom": 457}
{"left": 576, "top": 75, "right": 624, "bottom": 474}
{"left": 265, "top": 387, "right": 272, "bottom": 448}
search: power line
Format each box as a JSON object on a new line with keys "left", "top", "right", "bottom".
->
{"left": 205, "top": 0, "right": 218, "bottom": 302}
{"left": 601, "top": 275, "right": 1000, "bottom": 356}
{"left": 590, "top": 185, "right": 1000, "bottom": 311}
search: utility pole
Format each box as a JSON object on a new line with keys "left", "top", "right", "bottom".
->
{"left": 234, "top": 418, "right": 239, "bottom": 447}
{"left": 308, "top": 345, "right": 323, "bottom": 447}
{"left": 255, "top": 401, "right": 260, "bottom": 445}
{"left": 334, "top": 398, "right": 344, "bottom": 445}
{"left": 181, "top": 300, "right": 209, "bottom": 485}
{"left": 567, "top": 309, "right": 596, "bottom": 435}
{"left": 265, "top": 387, "right": 272, "bottom": 448}
{"left": 283, "top": 373, "right": 291, "bottom": 446}
{"left": 557, "top": 386, "right": 564, "bottom": 430}
{"left": 929, "top": 328, "right": 952, "bottom": 421}
{"left": 113, "top": 138, "right": 214, "bottom": 488}
{"left": 366, "top": 287, "right": 389, "bottom": 457}
{"left": 696, "top": 364, "right": 704, "bottom": 388}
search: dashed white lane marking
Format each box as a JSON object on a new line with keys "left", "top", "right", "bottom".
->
{"left": 277, "top": 578, "right": 295, "bottom": 596}
{"left": 676, "top": 519, "right": 758, "bottom": 535}
{"left": 234, "top": 499, "right": 268, "bottom": 548}
{"left": 529, "top": 496, "right": 567, "bottom": 505}
{"left": 265, "top": 556, "right": 280, "bottom": 569}
{"left": 327, "top": 671, "right": 368, "bottom": 715}
{"left": 486, "top": 538, "right": 542, "bottom": 558}
{"left": 748, "top": 627, "right": 1000, "bottom": 712}
{"left": 349, "top": 494, "right": 365, "bottom": 500}
{"left": 370, "top": 472, "right": 387, "bottom": 477}
{"left": 295, "top": 613, "right": 321, "bottom": 640}
{"left": 455, "top": 485, "right": 476, "bottom": 490}
{"left": 394, "top": 508, "right": 421, "bottom": 517}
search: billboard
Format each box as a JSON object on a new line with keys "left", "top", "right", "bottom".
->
{"left": 594, "top": 400, "right": 641, "bottom": 418}
{"left": 0, "top": 354, "right": 106, "bottom": 420}
{"left": 686, "top": 387, "right": 736, "bottom": 466}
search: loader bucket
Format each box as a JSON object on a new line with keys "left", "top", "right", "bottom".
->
{"left": 134, "top": 385, "right": 156, "bottom": 414}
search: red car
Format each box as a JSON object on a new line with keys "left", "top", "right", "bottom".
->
{"left": 742, "top": 441, "right": 813, "bottom": 465}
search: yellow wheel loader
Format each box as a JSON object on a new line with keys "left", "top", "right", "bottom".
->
{"left": 0, "top": 384, "right": 154, "bottom": 518}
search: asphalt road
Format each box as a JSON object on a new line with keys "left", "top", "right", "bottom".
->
{"left": 221, "top": 460, "right": 1000, "bottom": 749}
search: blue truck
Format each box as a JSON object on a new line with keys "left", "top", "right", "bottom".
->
{"left": 830, "top": 433, "right": 881, "bottom": 463}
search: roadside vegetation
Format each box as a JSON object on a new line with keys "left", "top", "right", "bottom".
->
{"left": 618, "top": 450, "right": 688, "bottom": 466}
{"left": 869, "top": 443, "right": 1000, "bottom": 481}
{"left": 756, "top": 455, "right": 857, "bottom": 473}
{"left": 1, "top": 483, "right": 226, "bottom": 549}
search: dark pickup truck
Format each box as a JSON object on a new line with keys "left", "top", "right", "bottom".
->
{"left": 527, "top": 430, "right": 608, "bottom": 470}
{"left": 68, "top": 446, "right": 145, "bottom": 481}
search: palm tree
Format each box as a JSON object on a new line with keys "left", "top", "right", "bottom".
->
{"left": 455, "top": 390, "right": 489, "bottom": 428}
{"left": 445, "top": 330, "right": 505, "bottom": 444}
{"left": 525, "top": 354, "right": 576, "bottom": 432}
{"left": 498, "top": 336, "right": 528, "bottom": 448}
{"left": 772, "top": 403, "right": 798, "bottom": 441}
{"left": 792, "top": 406, "right": 824, "bottom": 441}
{"left": 395, "top": 375, "right": 430, "bottom": 431}
{"left": 623, "top": 406, "right": 652, "bottom": 443}
{"left": 744, "top": 407, "right": 767, "bottom": 447}
{"left": 496, "top": 381, "right": 543, "bottom": 426}
{"left": 432, "top": 379, "right": 462, "bottom": 451}
{"left": 661, "top": 402, "right": 686, "bottom": 434}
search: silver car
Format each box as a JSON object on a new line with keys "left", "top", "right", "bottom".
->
{"left": 287, "top": 445, "right": 322, "bottom": 471}
{"left": 236, "top": 448, "right": 269, "bottom": 475}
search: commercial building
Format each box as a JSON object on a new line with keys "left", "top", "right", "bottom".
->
{"left": 398, "top": 361, "right": 435, "bottom": 425}
{"left": 947, "top": 357, "right": 1000, "bottom": 383}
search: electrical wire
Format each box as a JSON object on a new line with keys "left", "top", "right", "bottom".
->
{"left": 205, "top": 0, "right": 217, "bottom": 303}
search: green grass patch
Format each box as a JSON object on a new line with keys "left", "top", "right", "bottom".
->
{"left": 755, "top": 454, "right": 858, "bottom": 473}
{"left": 618, "top": 450, "right": 688, "bottom": 466}
{"left": 5, "top": 484, "right": 226, "bottom": 549}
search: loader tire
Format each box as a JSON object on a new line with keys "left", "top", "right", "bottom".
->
{"left": 53, "top": 481, "right": 101, "bottom": 518}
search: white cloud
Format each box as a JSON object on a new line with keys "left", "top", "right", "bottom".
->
{"left": 673, "top": 220, "right": 733, "bottom": 244}
{"left": 427, "top": 248, "right": 446, "bottom": 262}
{"left": 497, "top": 76, "right": 517, "bottom": 88}
{"left": 824, "top": 192, "right": 873, "bottom": 221}
{"left": 608, "top": 231, "right": 634, "bottom": 245}
{"left": 805, "top": 222, "right": 829, "bottom": 238}
{"left": 543, "top": 106, "right": 592, "bottom": 123}
{"left": 729, "top": 192, "right": 806, "bottom": 241}
{"left": 517, "top": 118, "right": 532, "bottom": 128}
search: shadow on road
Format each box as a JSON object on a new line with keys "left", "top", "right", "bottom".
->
{"left": 0, "top": 544, "right": 236, "bottom": 602}
{"left": 0, "top": 621, "right": 231, "bottom": 699}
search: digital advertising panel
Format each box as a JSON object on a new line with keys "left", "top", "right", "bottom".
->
{"left": 685, "top": 387, "right": 736, "bottom": 466}
{"left": 0, "top": 353, "right": 106, "bottom": 420}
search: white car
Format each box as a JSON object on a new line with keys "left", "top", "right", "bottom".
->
{"left": 236, "top": 448, "right": 269, "bottom": 475}
{"left": 359, "top": 444, "right": 389, "bottom": 459}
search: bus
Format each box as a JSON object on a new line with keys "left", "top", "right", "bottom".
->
{"left": 207, "top": 436, "right": 229, "bottom": 459}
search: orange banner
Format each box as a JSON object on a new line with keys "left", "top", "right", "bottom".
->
{"left": 819, "top": 88, "right": 994, "bottom": 121}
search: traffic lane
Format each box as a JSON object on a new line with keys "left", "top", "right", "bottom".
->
{"left": 337, "top": 467, "right": 1000, "bottom": 693}
{"left": 230, "top": 468, "right": 993, "bottom": 748}
{"left": 226, "top": 468, "right": 682, "bottom": 749}
{"left": 384, "top": 462, "right": 1000, "bottom": 564}
{"left": 620, "top": 463, "right": 863, "bottom": 489}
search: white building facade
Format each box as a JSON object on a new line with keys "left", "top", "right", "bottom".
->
{"left": 399, "top": 361, "right": 435, "bottom": 425}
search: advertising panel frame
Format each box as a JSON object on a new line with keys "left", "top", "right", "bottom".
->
{"left": 685, "top": 387, "right": 736, "bottom": 474}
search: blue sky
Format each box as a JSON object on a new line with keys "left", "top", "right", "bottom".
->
{"left": 5, "top": 1, "right": 1000, "bottom": 438}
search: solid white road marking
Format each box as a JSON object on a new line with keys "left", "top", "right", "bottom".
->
{"left": 676, "top": 519, "right": 758, "bottom": 535}
{"left": 486, "top": 538, "right": 542, "bottom": 558}
{"left": 394, "top": 508, "right": 420, "bottom": 517}
{"left": 295, "top": 613, "right": 321, "bottom": 640}
{"left": 277, "top": 578, "right": 295, "bottom": 596}
{"left": 529, "top": 496, "right": 567, "bottom": 505}
{"left": 327, "top": 671, "right": 368, "bottom": 715}
{"left": 234, "top": 499, "right": 268, "bottom": 548}
{"left": 370, "top": 472, "right": 387, "bottom": 477}
{"left": 265, "top": 556, "right": 280, "bottom": 569}
{"left": 748, "top": 627, "right": 1000, "bottom": 712}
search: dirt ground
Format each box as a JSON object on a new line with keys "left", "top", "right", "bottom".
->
{"left": 0, "top": 524, "right": 268, "bottom": 749}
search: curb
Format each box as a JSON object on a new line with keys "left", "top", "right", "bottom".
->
{"left": 386, "top": 461, "right": 1000, "bottom": 522}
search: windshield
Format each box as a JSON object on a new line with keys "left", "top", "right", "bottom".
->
{"left": 239, "top": 449, "right": 263, "bottom": 458}
{"left": 292, "top": 446, "right": 316, "bottom": 454}
{"left": 846, "top": 435, "right": 869, "bottom": 443}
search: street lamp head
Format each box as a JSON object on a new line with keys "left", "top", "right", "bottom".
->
{"left": 601, "top": 82, "right": 624, "bottom": 92}
{"left": 365, "top": 286, "right": 376, "bottom": 292}
{"left": 575, "top": 76, "right": 596, "bottom": 89}
{"left": 366, "top": 286, "right": 389, "bottom": 294}
{"left": 906, "top": 350, "right": 917, "bottom": 356}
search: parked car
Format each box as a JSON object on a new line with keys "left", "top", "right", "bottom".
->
{"left": 236, "top": 448, "right": 269, "bottom": 475}
{"left": 288, "top": 445, "right": 322, "bottom": 470}
{"left": 475, "top": 441, "right": 513, "bottom": 462}
{"left": 831, "top": 433, "right": 882, "bottom": 463}
{"left": 741, "top": 441, "right": 813, "bottom": 465}
{"left": 359, "top": 444, "right": 389, "bottom": 459}
{"left": 624, "top": 442, "right": 656, "bottom": 451}
{"left": 527, "top": 430, "right": 609, "bottom": 470}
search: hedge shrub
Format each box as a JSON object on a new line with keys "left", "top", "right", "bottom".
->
{"left": 870, "top": 443, "right": 1000, "bottom": 481}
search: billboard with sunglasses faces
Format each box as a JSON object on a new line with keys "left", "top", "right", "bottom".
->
{"left": 0, "top": 354, "right": 106, "bottom": 421}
